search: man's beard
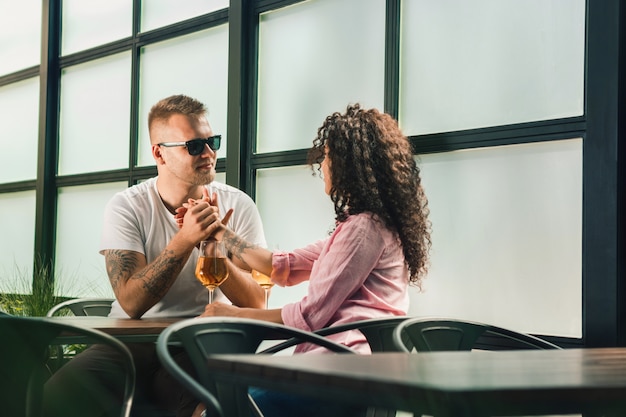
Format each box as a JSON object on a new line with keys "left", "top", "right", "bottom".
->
{"left": 192, "top": 170, "right": 216, "bottom": 185}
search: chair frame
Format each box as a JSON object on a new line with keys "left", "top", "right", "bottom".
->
{"left": 261, "top": 316, "right": 410, "bottom": 355}
{"left": 0, "top": 315, "right": 135, "bottom": 417}
{"left": 156, "top": 317, "right": 356, "bottom": 417}
{"left": 392, "top": 317, "right": 561, "bottom": 352}
{"left": 46, "top": 297, "right": 115, "bottom": 317}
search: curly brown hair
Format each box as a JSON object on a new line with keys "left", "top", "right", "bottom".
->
{"left": 307, "top": 103, "right": 431, "bottom": 288}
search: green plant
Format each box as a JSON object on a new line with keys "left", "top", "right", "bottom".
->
{"left": 0, "top": 259, "right": 60, "bottom": 317}
{"left": 0, "top": 257, "right": 87, "bottom": 317}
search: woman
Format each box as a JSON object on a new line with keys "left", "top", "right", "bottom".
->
{"left": 183, "top": 103, "right": 431, "bottom": 416}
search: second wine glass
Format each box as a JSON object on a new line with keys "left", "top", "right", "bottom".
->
{"left": 251, "top": 269, "right": 274, "bottom": 309}
{"left": 195, "top": 240, "right": 229, "bottom": 304}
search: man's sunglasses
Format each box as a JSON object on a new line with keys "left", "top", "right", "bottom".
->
{"left": 157, "top": 135, "right": 221, "bottom": 155}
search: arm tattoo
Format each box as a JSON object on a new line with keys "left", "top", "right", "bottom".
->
{"left": 105, "top": 250, "right": 139, "bottom": 291}
{"left": 138, "top": 249, "right": 186, "bottom": 299}
{"left": 105, "top": 249, "right": 186, "bottom": 300}
{"left": 223, "top": 229, "right": 260, "bottom": 263}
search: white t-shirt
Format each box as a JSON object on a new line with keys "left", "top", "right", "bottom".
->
{"left": 100, "top": 177, "right": 267, "bottom": 318}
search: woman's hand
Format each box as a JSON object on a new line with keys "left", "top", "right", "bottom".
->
{"left": 199, "top": 301, "right": 284, "bottom": 324}
{"left": 199, "top": 301, "right": 241, "bottom": 317}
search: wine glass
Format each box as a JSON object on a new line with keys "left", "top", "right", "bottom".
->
{"left": 251, "top": 269, "right": 274, "bottom": 309}
{"left": 195, "top": 240, "right": 230, "bottom": 304}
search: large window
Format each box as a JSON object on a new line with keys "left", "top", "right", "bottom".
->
{"left": 0, "top": 0, "right": 623, "bottom": 346}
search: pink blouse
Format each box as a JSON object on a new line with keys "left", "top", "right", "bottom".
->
{"left": 271, "top": 212, "right": 409, "bottom": 354}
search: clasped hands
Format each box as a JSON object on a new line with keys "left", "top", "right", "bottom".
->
{"left": 174, "top": 188, "right": 233, "bottom": 243}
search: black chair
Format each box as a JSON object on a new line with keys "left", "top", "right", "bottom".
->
{"left": 264, "top": 316, "right": 410, "bottom": 354}
{"left": 0, "top": 314, "right": 135, "bottom": 417}
{"left": 45, "top": 297, "right": 115, "bottom": 371}
{"left": 392, "top": 317, "right": 561, "bottom": 352}
{"left": 46, "top": 297, "right": 114, "bottom": 317}
{"left": 391, "top": 317, "right": 561, "bottom": 417}
{"left": 156, "top": 317, "right": 357, "bottom": 417}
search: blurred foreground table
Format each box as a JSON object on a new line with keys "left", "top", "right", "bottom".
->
{"left": 207, "top": 348, "right": 626, "bottom": 416}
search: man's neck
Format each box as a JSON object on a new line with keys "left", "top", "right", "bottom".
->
{"left": 156, "top": 177, "right": 204, "bottom": 214}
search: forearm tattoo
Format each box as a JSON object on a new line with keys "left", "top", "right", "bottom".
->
{"left": 106, "top": 249, "right": 186, "bottom": 299}
{"left": 139, "top": 249, "right": 186, "bottom": 298}
{"left": 223, "top": 229, "right": 260, "bottom": 263}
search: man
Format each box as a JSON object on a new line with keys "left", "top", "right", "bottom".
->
{"left": 44, "top": 94, "right": 266, "bottom": 417}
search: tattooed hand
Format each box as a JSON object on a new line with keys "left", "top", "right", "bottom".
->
{"left": 174, "top": 188, "right": 214, "bottom": 228}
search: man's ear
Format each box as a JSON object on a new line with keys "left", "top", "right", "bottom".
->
{"left": 152, "top": 144, "right": 165, "bottom": 165}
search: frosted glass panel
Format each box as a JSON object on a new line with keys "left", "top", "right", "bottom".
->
{"left": 137, "top": 27, "right": 229, "bottom": 166}
{"left": 257, "top": 0, "right": 385, "bottom": 153}
{"left": 400, "top": 0, "right": 585, "bottom": 135}
{"left": 0, "top": 0, "right": 41, "bottom": 76}
{"left": 61, "top": 0, "right": 132, "bottom": 55}
{"left": 0, "top": 191, "right": 36, "bottom": 294}
{"left": 55, "top": 182, "right": 127, "bottom": 297}
{"left": 412, "top": 139, "right": 582, "bottom": 338}
{"left": 141, "top": 0, "right": 228, "bottom": 32}
{"left": 59, "top": 52, "right": 132, "bottom": 175}
{"left": 0, "top": 78, "right": 39, "bottom": 182}
{"left": 255, "top": 166, "right": 335, "bottom": 308}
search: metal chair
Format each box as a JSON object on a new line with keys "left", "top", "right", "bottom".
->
{"left": 391, "top": 317, "right": 561, "bottom": 417}
{"left": 263, "top": 316, "right": 410, "bottom": 354}
{"left": 392, "top": 317, "right": 561, "bottom": 352}
{"left": 46, "top": 297, "right": 115, "bottom": 372}
{"left": 156, "top": 317, "right": 357, "bottom": 417}
{"left": 0, "top": 314, "right": 135, "bottom": 417}
{"left": 46, "top": 297, "right": 114, "bottom": 317}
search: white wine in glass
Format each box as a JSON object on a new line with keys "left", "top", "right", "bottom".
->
{"left": 196, "top": 240, "right": 229, "bottom": 304}
{"left": 251, "top": 269, "right": 274, "bottom": 309}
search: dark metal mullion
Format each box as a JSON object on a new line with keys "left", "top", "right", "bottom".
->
{"left": 255, "top": 0, "right": 307, "bottom": 14}
{"left": 411, "top": 117, "right": 587, "bottom": 154}
{"left": 583, "top": 0, "right": 623, "bottom": 347}
{"left": 226, "top": 0, "right": 257, "bottom": 196}
{"left": 128, "top": 0, "right": 141, "bottom": 185}
{"left": 34, "top": 0, "right": 61, "bottom": 276}
{"left": 58, "top": 38, "right": 134, "bottom": 67}
{"left": 619, "top": 0, "right": 626, "bottom": 347}
{"left": 135, "top": 10, "right": 229, "bottom": 46}
{"left": 384, "top": 0, "right": 401, "bottom": 119}
{"left": 56, "top": 11, "right": 228, "bottom": 70}
{"left": 244, "top": 5, "right": 260, "bottom": 200}
{"left": 251, "top": 150, "right": 309, "bottom": 170}
{"left": 0, "top": 66, "right": 40, "bottom": 87}
{"left": 0, "top": 180, "right": 38, "bottom": 194}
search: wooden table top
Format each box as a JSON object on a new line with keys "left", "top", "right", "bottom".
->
{"left": 207, "top": 348, "right": 626, "bottom": 416}
{"left": 45, "top": 316, "right": 184, "bottom": 342}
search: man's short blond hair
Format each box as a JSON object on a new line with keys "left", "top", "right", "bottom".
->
{"left": 148, "top": 94, "right": 207, "bottom": 136}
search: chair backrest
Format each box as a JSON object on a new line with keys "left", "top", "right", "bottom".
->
{"left": 262, "top": 316, "right": 411, "bottom": 354}
{"left": 392, "top": 317, "right": 561, "bottom": 352}
{"left": 46, "top": 297, "right": 114, "bottom": 317}
{"left": 0, "top": 315, "right": 135, "bottom": 417}
{"left": 156, "top": 317, "right": 356, "bottom": 417}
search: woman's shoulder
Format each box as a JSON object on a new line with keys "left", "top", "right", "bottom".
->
{"left": 343, "top": 212, "right": 396, "bottom": 239}
{"left": 345, "top": 211, "right": 379, "bottom": 224}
